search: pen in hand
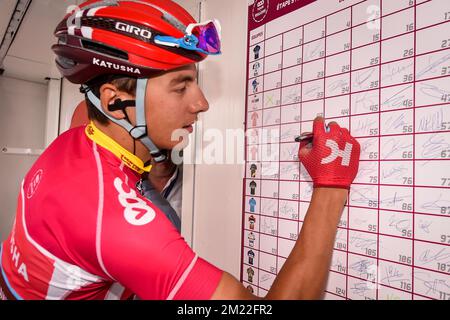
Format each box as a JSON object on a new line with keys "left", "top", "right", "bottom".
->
{"left": 295, "top": 122, "right": 332, "bottom": 142}
{"left": 295, "top": 133, "right": 313, "bottom": 143}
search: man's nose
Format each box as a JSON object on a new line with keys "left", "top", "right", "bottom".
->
{"left": 191, "top": 88, "right": 209, "bottom": 113}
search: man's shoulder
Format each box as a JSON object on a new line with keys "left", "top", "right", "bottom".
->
{"left": 37, "top": 127, "right": 89, "bottom": 164}
{"left": 25, "top": 127, "right": 120, "bottom": 204}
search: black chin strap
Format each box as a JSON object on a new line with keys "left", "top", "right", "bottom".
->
{"left": 109, "top": 99, "right": 138, "bottom": 154}
{"left": 107, "top": 98, "right": 168, "bottom": 163}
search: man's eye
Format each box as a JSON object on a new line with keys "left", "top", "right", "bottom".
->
{"left": 175, "top": 86, "right": 186, "bottom": 93}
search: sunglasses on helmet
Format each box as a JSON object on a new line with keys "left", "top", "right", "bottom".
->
{"left": 154, "top": 19, "right": 222, "bottom": 55}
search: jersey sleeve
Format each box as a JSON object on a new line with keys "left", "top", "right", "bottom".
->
{"left": 99, "top": 178, "right": 223, "bottom": 300}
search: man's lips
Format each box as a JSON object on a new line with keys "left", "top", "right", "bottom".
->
{"left": 182, "top": 124, "right": 194, "bottom": 133}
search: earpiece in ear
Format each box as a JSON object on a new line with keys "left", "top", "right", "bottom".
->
{"left": 108, "top": 98, "right": 122, "bottom": 111}
{"left": 108, "top": 99, "right": 136, "bottom": 111}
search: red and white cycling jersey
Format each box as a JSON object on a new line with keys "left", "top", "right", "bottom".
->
{"left": 0, "top": 123, "right": 222, "bottom": 300}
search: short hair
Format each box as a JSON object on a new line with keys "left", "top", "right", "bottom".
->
{"left": 84, "top": 75, "right": 137, "bottom": 125}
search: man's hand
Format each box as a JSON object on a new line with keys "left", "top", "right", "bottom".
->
{"left": 298, "top": 117, "right": 360, "bottom": 189}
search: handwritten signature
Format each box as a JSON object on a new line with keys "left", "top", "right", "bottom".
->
{"left": 382, "top": 85, "right": 413, "bottom": 109}
{"left": 351, "top": 187, "right": 378, "bottom": 205}
{"left": 280, "top": 163, "right": 298, "bottom": 175}
{"left": 388, "top": 214, "right": 411, "bottom": 233}
{"left": 353, "top": 117, "right": 378, "bottom": 136}
{"left": 349, "top": 234, "right": 377, "bottom": 250}
{"left": 382, "top": 61, "right": 413, "bottom": 82}
{"left": 353, "top": 68, "right": 376, "bottom": 89}
{"left": 260, "top": 273, "right": 272, "bottom": 283}
{"left": 301, "top": 184, "right": 313, "bottom": 198}
{"left": 356, "top": 162, "right": 378, "bottom": 180}
{"left": 304, "top": 41, "right": 323, "bottom": 61}
{"left": 282, "top": 88, "right": 301, "bottom": 105}
{"left": 381, "top": 265, "right": 411, "bottom": 287}
{"left": 263, "top": 114, "right": 276, "bottom": 127}
{"left": 353, "top": 91, "right": 378, "bottom": 114}
{"left": 280, "top": 128, "right": 295, "bottom": 141}
{"left": 382, "top": 111, "right": 409, "bottom": 134}
{"left": 262, "top": 200, "right": 277, "bottom": 215}
{"left": 418, "top": 83, "right": 450, "bottom": 101}
{"left": 327, "top": 79, "right": 349, "bottom": 95}
{"left": 421, "top": 194, "right": 450, "bottom": 213}
{"left": 261, "top": 163, "right": 278, "bottom": 177}
{"left": 349, "top": 259, "right": 376, "bottom": 278}
{"left": 418, "top": 248, "right": 450, "bottom": 266}
{"left": 417, "top": 219, "right": 433, "bottom": 234}
{"left": 380, "top": 192, "right": 412, "bottom": 208}
{"left": 417, "top": 53, "right": 450, "bottom": 79}
{"left": 261, "top": 217, "right": 277, "bottom": 234}
{"left": 382, "top": 165, "right": 408, "bottom": 180}
{"left": 284, "top": 144, "right": 299, "bottom": 159}
{"left": 350, "top": 282, "right": 373, "bottom": 297}
{"left": 303, "top": 84, "right": 322, "bottom": 98}
{"left": 417, "top": 108, "right": 444, "bottom": 132}
{"left": 279, "top": 201, "right": 296, "bottom": 217}
{"left": 381, "top": 138, "right": 413, "bottom": 159}
{"left": 415, "top": 271, "right": 450, "bottom": 297}
{"left": 360, "top": 138, "right": 378, "bottom": 153}
{"left": 421, "top": 133, "right": 450, "bottom": 159}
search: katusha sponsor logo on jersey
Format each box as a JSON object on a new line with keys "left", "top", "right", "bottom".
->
{"left": 92, "top": 58, "right": 141, "bottom": 75}
{"left": 115, "top": 22, "right": 152, "bottom": 39}
{"left": 8, "top": 224, "right": 29, "bottom": 283}
{"left": 113, "top": 177, "right": 156, "bottom": 226}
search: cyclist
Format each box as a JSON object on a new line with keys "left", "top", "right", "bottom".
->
{"left": 0, "top": 0, "right": 360, "bottom": 300}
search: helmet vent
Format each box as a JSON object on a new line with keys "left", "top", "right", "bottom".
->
{"left": 57, "top": 35, "right": 67, "bottom": 45}
{"left": 81, "top": 17, "right": 116, "bottom": 30}
{"left": 81, "top": 39, "right": 128, "bottom": 60}
{"left": 56, "top": 56, "right": 76, "bottom": 69}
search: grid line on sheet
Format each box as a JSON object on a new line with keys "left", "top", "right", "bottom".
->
{"left": 249, "top": 59, "right": 450, "bottom": 100}
{"left": 244, "top": 207, "right": 450, "bottom": 233}
{"left": 250, "top": 46, "right": 450, "bottom": 93}
{"left": 250, "top": 0, "right": 433, "bottom": 47}
{"left": 376, "top": 0, "right": 383, "bottom": 300}
{"left": 347, "top": 5, "right": 353, "bottom": 300}
{"left": 244, "top": 239, "right": 450, "bottom": 278}
{"left": 412, "top": 0, "right": 417, "bottom": 299}
{"left": 275, "top": 24, "right": 283, "bottom": 280}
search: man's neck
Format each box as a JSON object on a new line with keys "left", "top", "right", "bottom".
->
{"left": 150, "top": 161, "right": 176, "bottom": 178}
{"left": 93, "top": 120, "right": 151, "bottom": 164}
{"left": 147, "top": 160, "right": 177, "bottom": 193}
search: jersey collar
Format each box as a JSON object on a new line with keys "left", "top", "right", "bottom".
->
{"left": 85, "top": 122, "right": 152, "bottom": 175}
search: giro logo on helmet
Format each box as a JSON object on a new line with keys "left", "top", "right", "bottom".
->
{"left": 92, "top": 58, "right": 141, "bottom": 74}
{"left": 115, "top": 22, "right": 152, "bottom": 39}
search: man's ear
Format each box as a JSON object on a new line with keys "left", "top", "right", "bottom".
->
{"left": 99, "top": 83, "right": 134, "bottom": 120}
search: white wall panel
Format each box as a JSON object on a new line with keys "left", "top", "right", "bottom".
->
{"left": 0, "top": 76, "right": 47, "bottom": 241}
{"left": 188, "top": 0, "right": 248, "bottom": 278}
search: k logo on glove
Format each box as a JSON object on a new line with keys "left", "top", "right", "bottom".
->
{"left": 298, "top": 117, "right": 361, "bottom": 190}
{"left": 321, "top": 140, "right": 353, "bottom": 167}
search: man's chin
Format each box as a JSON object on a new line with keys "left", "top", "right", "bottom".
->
{"left": 167, "top": 135, "right": 190, "bottom": 151}
{"left": 166, "top": 127, "right": 191, "bottom": 150}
